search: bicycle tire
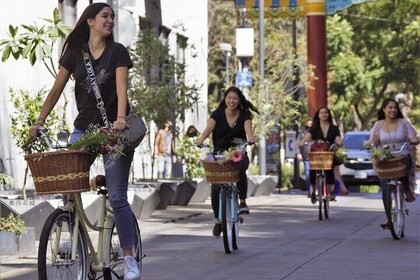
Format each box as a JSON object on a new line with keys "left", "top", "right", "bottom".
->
{"left": 387, "top": 186, "right": 404, "bottom": 240}
{"left": 316, "top": 174, "right": 323, "bottom": 221}
{"left": 38, "top": 209, "right": 88, "bottom": 280}
{"left": 106, "top": 212, "right": 143, "bottom": 279}
{"left": 232, "top": 187, "right": 239, "bottom": 250}
{"left": 324, "top": 198, "right": 330, "bottom": 219}
{"left": 221, "top": 187, "right": 233, "bottom": 254}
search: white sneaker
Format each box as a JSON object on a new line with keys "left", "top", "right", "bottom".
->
{"left": 124, "top": 256, "right": 140, "bottom": 280}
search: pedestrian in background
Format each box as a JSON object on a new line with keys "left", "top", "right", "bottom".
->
{"left": 185, "top": 125, "right": 199, "bottom": 138}
{"left": 195, "top": 86, "right": 258, "bottom": 238}
{"left": 297, "top": 118, "right": 313, "bottom": 196}
{"left": 28, "top": 3, "right": 140, "bottom": 279}
{"left": 154, "top": 119, "right": 177, "bottom": 178}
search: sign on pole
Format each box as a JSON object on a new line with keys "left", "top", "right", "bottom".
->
{"left": 285, "top": 131, "right": 296, "bottom": 158}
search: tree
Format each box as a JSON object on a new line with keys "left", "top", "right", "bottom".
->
{"left": 129, "top": 17, "right": 201, "bottom": 178}
{"left": 327, "top": 0, "right": 420, "bottom": 131}
{"left": 9, "top": 88, "right": 60, "bottom": 199}
{"left": 0, "top": 9, "right": 68, "bottom": 197}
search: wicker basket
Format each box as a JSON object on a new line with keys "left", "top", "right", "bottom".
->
{"left": 308, "top": 152, "right": 334, "bottom": 170}
{"left": 202, "top": 160, "right": 241, "bottom": 184}
{"left": 25, "top": 150, "right": 93, "bottom": 195}
{"left": 374, "top": 156, "right": 407, "bottom": 179}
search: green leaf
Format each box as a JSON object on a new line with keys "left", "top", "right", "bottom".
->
{"left": 1, "top": 45, "right": 11, "bottom": 62}
{"left": 8, "top": 25, "right": 18, "bottom": 37}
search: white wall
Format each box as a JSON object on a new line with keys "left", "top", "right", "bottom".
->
{"left": 0, "top": 0, "right": 208, "bottom": 187}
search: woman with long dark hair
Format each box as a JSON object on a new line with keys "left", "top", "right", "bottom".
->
{"left": 299, "top": 106, "right": 342, "bottom": 203}
{"left": 195, "top": 86, "right": 258, "bottom": 237}
{"left": 368, "top": 98, "right": 418, "bottom": 230}
{"left": 29, "top": 3, "right": 139, "bottom": 279}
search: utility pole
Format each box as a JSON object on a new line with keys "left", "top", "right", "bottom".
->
{"left": 292, "top": 19, "right": 300, "bottom": 189}
{"left": 258, "top": 0, "right": 266, "bottom": 175}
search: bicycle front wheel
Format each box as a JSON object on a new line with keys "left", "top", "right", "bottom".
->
{"left": 221, "top": 187, "right": 233, "bottom": 254}
{"left": 386, "top": 186, "right": 405, "bottom": 240}
{"left": 38, "top": 209, "right": 88, "bottom": 280}
{"left": 316, "top": 175, "right": 323, "bottom": 220}
{"left": 108, "top": 212, "right": 143, "bottom": 279}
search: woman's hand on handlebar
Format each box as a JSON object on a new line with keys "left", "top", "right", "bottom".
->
{"left": 29, "top": 123, "right": 43, "bottom": 139}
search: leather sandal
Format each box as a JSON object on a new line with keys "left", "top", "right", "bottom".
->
{"left": 405, "top": 191, "right": 416, "bottom": 203}
{"left": 380, "top": 221, "right": 391, "bottom": 230}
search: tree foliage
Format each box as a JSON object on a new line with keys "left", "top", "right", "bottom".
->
{"left": 129, "top": 17, "right": 201, "bottom": 128}
{"left": 327, "top": 0, "right": 420, "bottom": 131}
{"left": 0, "top": 8, "right": 70, "bottom": 78}
{"left": 208, "top": 0, "right": 311, "bottom": 133}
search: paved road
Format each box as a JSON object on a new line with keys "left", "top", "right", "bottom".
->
{"left": 1, "top": 191, "right": 419, "bottom": 280}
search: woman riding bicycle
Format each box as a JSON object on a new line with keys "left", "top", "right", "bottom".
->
{"left": 28, "top": 3, "right": 139, "bottom": 279}
{"left": 367, "top": 98, "right": 418, "bottom": 230}
{"left": 299, "top": 106, "right": 342, "bottom": 203}
{"left": 195, "top": 86, "right": 258, "bottom": 237}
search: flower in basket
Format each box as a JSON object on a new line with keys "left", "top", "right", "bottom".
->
{"left": 69, "top": 124, "right": 125, "bottom": 168}
{"left": 200, "top": 139, "right": 246, "bottom": 163}
{"left": 367, "top": 145, "right": 393, "bottom": 162}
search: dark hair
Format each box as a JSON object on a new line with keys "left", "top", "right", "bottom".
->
{"left": 61, "top": 3, "right": 114, "bottom": 57}
{"left": 185, "top": 125, "right": 198, "bottom": 137}
{"left": 376, "top": 98, "right": 404, "bottom": 120}
{"left": 216, "top": 86, "right": 259, "bottom": 116}
{"left": 312, "top": 106, "right": 333, "bottom": 127}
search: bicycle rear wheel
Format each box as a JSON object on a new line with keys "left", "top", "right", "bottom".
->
{"left": 107, "top": 212, "right": 143, "bottom": 279}
{"left": 386, "top": 186, "right": 405, "bottom": 240}
{"left": 38, "top": 209, "right": 87, "bottom": 280}
{"left": 221, "top": 187, "right": 233, "bottom": 254}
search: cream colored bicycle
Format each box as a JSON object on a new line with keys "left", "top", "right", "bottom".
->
{"left": 24, "top": 128, "right": 144, "bottom": 280}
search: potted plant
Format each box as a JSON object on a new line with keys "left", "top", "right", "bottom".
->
{"left": 0, "top": 213, "right": 35, "bottom": 255}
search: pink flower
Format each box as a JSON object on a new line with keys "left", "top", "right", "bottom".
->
{"left": 231, "top": 150, "right": 243, "bottom": 162}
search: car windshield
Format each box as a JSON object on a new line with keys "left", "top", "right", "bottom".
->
{"left": 343, "top": 134, "right": 370, "bottom": 150}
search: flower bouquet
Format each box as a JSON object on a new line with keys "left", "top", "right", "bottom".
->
{"left": 367, "top": 145, "right": 393, "bottom": 162}
{"left": 69, "top": 124, "right": 126, "bottom": 168}
{"left": 200, "top": 139, "right": 246, "bottom": 184}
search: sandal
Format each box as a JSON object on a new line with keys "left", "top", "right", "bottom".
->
{"left": 405, "top": 191, "right": 416, "bottom": 202}
{"left": 380, "top": 221, "right": 391, "bottom": 230}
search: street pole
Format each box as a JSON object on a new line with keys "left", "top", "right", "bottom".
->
{"left": 292, "top": 19, "right": 300, "bottom": 190}
{"left": 258, "top": 0, "right": 266, "bottom": 175}
{"left": 226, "top": 51, "right": 230, "bottom": 86}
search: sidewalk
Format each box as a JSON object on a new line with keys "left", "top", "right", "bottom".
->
{"left": 1, "top": 190, "right": 420, "bottom": 280}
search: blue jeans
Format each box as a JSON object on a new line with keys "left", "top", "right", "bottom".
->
{"left": 157, "top": 154, "right": 172, "bottom": 178}
{"left": 70, "top": 129, "right": 135, "bottom": 249}
{"left": 303, "top": 160, "right": 311, "bottom": 192}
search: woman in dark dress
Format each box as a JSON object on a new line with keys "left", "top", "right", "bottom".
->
{"left": 195, "top": 86, "right": 258, "bottom": 237}
{"left": 299, "top": 107, "right": 342, "bottom": 203}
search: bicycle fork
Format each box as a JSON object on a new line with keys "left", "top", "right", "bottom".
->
{"left": 218, "top": 186, "right": 240, "bottom": 223}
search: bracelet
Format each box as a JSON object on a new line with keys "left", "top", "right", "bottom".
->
{"left": 117, "top": 115, "right": 126, "bottom": 121}
{"left": 37, "top": 117, "right": 46, "bottom": 123}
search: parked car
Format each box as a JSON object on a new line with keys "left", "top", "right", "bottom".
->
{"left": 339, "top": 131, "right": 380, "bottom": 186}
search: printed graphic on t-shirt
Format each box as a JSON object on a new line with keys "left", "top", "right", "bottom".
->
{"left": 82, "top": 68, "right": 111, "bottom": 93}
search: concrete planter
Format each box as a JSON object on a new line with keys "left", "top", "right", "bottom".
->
{"left": 0, "top": 227, "right": 36, "bottom": 255}
{"left": 189, "top": 178, "right": 211, "bottom": 203}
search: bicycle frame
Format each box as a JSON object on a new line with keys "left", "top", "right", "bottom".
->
{"left": 58, "top": 191, "right": 119, "bottom": 273}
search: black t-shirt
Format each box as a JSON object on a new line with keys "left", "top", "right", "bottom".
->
{"left": 210, "top": 108, "right": 251, "bottom": 152}
{"left": 59, "top": 42, "right": 133, "bottom": 131}
{"left": 309, "top": 123, "right": 340, "bottom": 144}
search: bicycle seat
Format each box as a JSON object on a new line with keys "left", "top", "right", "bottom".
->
{"left": 90, "top": 175, "right": 106, "bottom": 191}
